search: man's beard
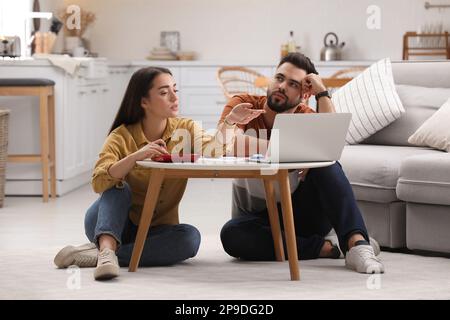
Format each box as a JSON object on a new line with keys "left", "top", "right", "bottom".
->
{"left": 267, "top": 90, "right": 301, "bottom": 113}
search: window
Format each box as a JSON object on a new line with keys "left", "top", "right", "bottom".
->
{"left": 0, "top": 0, "right": 33, "bottom": 57}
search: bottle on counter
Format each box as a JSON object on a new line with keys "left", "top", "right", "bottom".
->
{"left": 280, "top": 44, "right": 289, "bottom": 59}
{"left": 287, "top": 30, "right": 296, "bottom": 53}
{"left": 280, "top": 31, "right": 298, "bottom": 58}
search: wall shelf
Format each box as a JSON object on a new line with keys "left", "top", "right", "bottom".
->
{"left": 402, "top": 31, "right": 450, "bottom": 60}
{"left": 424, "top": 2, "right": 450, "bottom": 10}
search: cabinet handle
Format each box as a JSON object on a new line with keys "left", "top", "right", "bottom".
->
{"left": 102, "top": 88, "right": 109, "bottom": 92}
{"left": 216, "top": 101, "right": 226, "bottom": 105}
{"left": 79, "top": 91, "right": 87, "bottom": 95}
{"left": 91, "top": 89, "right": 97, "bottom": 93}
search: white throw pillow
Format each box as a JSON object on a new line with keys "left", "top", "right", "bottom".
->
{"left": 408, "top": 98, "right": 450, "bottom": 152}
{"left": 332, "top": 58, "right": 405, "bottom": 144}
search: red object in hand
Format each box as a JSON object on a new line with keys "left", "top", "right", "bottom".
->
{"left": 152, "top": 154, "right": 200, "bottom": 163}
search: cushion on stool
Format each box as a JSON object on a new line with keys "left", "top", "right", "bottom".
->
{"left": 0, "top": 78, "right": 55, "bottom": 87}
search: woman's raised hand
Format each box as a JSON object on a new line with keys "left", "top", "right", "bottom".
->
{"left": 226, "top": 103, "right": 266, "bottom": 125}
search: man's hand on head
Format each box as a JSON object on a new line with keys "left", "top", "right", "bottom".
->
{"left": 301, "top": 74, "right": 327, "bottom": 96}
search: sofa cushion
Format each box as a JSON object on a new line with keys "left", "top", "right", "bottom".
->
{"left": 397, "top": 153, "right": 450, "bottom": 206}
{"left": 408, "top": 98, "right": 450, "bottom": 152}
{"left": 340, "top": 145, "right": 439, "bottom": 203}
{"left": 363, "top": 85, "right": 450, "bottom": 146}
{"left": 333, "top": 58, "right": 405, "bottom": 144}
{"left": 391, "top": 60, "right": 450, "bottom": 88}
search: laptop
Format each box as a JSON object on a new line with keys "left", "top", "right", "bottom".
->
{"left": 253, "top": 113, "right": 352, "bottom": 163}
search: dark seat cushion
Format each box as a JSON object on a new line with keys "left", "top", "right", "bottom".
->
{"left": 0, "top": 78, "right": 55, "bottom": 87}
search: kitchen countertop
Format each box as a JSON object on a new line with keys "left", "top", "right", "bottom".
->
{"left": 0, "top": 57, "right": 107, "bottom": 67}
{"left": 0, "top": 57, "right": 375, "bottom": 68}
{"left": 112, "top": 60, "right": 376, "bottom": 67}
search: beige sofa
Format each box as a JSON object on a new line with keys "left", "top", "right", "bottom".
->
{"left": 340, "top": 60, "right": 450, "bottom": 253}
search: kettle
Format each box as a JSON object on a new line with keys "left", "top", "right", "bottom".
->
{"left": 320, "top": 32, "right": 345, "bottom": 61}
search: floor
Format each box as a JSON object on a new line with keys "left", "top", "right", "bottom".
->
{"left": 1, "top": 179, "right": 450, "bottom": 300}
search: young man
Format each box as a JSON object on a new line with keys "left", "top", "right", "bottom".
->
{"left": 217, "top": 53, "right": 384, "bottom": 274}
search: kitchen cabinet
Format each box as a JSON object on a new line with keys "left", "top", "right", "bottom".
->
{"left": 179, "top": 87, "right": 226, "bottom": 130}
{"left": 107, "top": 66, "right": 133, "bottom": 123}
{"left": 63, "top": 82, "right": 111, "bottom": 180}
{"left": 61, "top": 62, "right": 115, "bottom": 188}
{"left": 0, "top": 59, "right": 111, "bottom": 196}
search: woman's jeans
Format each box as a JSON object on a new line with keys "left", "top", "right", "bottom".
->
{"left": 84, "top": 183, "right": 201, "bottom": 267}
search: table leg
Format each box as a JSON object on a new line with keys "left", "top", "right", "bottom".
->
{"left": 128, "top": 168, "right": 165, "bottom": 272}
{"left": 278, "top": 170, "right": 300, "bottom": 281}
{"left": 263, "top": 179, "right": 285, "bottom": 261}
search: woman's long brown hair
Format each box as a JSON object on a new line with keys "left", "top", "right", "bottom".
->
{"left": 109, "top": 66, "right": 172, "bottom": 133}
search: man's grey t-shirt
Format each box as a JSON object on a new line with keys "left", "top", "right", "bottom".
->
{"left": 231, "top": 171, "right": 301, "bottom": 218}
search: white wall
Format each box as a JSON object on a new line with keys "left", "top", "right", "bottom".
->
{"left": 46, "top": 0, "right": 450, "bottom": 62}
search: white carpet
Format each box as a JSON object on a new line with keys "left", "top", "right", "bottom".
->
{"left": 1, "top": 180, "right": 450, "bottom": 300}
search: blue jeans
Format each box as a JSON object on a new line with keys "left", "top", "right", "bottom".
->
{"left": 84, "top": 183, "right": 201, "bottom": 267}
{"left": 220, "top": 162, "right": 369, "bottom": 260}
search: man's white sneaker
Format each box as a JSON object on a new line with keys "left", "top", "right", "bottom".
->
{"left": 54, "top": 243, "right": 98, "bottom": 268}
{"left": 324, "top": 235, "right": 381, "bottom": 258}
{"left": 94, "top": 248, "right": 120, "bottom": 280}
{"left": 345, "top": 244, "right": 385, "bottom": 274}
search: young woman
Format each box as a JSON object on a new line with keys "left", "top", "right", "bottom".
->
{"left": 54, "top": 67, "right": 261, "bottom": 280}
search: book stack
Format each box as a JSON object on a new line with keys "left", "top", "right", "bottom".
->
{"left": 147, "top": 47, "right": 177, "bottom": 60}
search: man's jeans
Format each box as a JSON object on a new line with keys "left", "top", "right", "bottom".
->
{"left": 220, "top": 162, "right": 369, "bottom": 260}
{"left": 84, "top": 183, "right": 201, "bottom": 267}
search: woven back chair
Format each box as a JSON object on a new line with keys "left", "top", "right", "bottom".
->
{"left": 217, "top": 66, "right": 269, "bottom": 101}
{"left": 322, "top": 67, "right": 366, "bottom": 90}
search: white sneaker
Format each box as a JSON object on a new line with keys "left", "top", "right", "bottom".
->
{"left": 94, "top": 248, "right": 120, "bottom": 280}
{"left": 54, "top": 243, "right": 98, "bottom": 268}
{"left": 345, "top": 245, "right": 385, "bottom": 274}
{"left": 324, "top": 235, "right": 381, "bottom": 258}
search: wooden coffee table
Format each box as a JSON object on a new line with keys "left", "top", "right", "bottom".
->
{"left": 129, "top": 158, "right": 335, "bottom": 281}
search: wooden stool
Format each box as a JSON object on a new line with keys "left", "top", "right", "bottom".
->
{"left": 0, "top": 78, "right": 56, "bottom": 202}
